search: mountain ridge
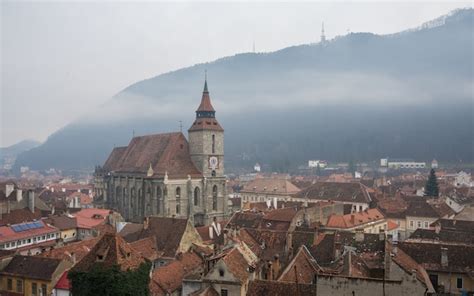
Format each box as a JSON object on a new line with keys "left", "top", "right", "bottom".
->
{"left": 13, "top": 8, "right": 474, "bottom": 173}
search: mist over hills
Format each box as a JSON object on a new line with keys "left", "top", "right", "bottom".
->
{"left": 14, "top": 8, "right": 474, "bottom": 173}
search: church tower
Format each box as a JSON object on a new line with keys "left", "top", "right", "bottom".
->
{"left": 188, "top": 78, "right": 224, "bottom": 178}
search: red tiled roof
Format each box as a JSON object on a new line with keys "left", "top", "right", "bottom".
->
{"left": 72, "top": 233, "right": 146, "bottom": 272}
{"left": 188, "top": 118, "right": 224, "bottom": 132}
{"left": 55, "top": 271, "right": 70, "bottom": 290}
{"left": 150, "top": 251, "right": 203, "bottom": 294}
{"left": 0, "top": 208, "right": 45, "bottom": 226}
{"left": 263, "top": 207, "right": 298, "bottom": 222}
{"left": 72, "top": 208, "right": 110, "bottom": 229}
{"left": 0, "top": 220, "right": 59, "bottom": 244}
{"left": 38, "top": 237, "right": 99, "bottom": 262}
{"left": 102, "top": 147, "right": 127, "bottom": 171}
{"left": 103, "top": 132, "right": 202, "bottom": 179}
{"left": 120, "top": 217, "right": 193, "bottom": 258}
{"left": 130, "top": 237, "right": 162, "bottom": 261}
{"left": 278, "top": 246, "right": 321, "bottom": 283}
{"left": 294, "top": 182, "right": 371, "bottom": 204}
{"left": 241, "top": 178, "right": 301, "bottom": 195}
{"left": 222, "top": 247, "right": 252, "bottom": 283}
{"left": 326, "top": 208, "right": 385, "bottom": 229}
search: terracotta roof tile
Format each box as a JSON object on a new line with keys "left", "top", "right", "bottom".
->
{"left": 120, "top": 217, "right": 192, "bottom": 258}
{"left": 103, "top": 132, "right": 202, "bottom": 179}
{"left": 326, "top": 208, "right": 385, "bottom": 229}
{"left": 130, "top": 236, "right": 162, "bottom": 261}
{"left": 150, "top": 251, "right": 203, "bottom": 294}
{"left": 72, "top": 233, "right": 146, "bottom": 272}
{"left": 38, "top": 237, "right": 99, "bottom": 262}
{"left": 241, "top": 178, "right": 301, "bottom": 195}
{"left": 0, "top": 255, "right": 63, "bottom": 281}
{"left": 294, "top": 182, "right": 371, "bottom": 204}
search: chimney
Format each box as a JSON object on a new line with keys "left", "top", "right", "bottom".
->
{"left": 379, "top": 229, "right": 385, "bottom": 241}
{"left": 28, "top": 190, "right": 35, "bottom": 213}
{"left": 143, "top": 217, "right": 149, "bottom": 230}
{"left": 441, "top": 247, "right": 448, "bottom": 267}
{"left": 6, "top": 200, "right": 10, "bottom": 214}
{"left": 272, "top": 255, "right": 281, "bottom": 280}
{"left": 16, "top": 189, "right": 23, "bottom": 202}
{"left": 435, "top": 223, "right": 441, "bottom": 234}
{"left": 350, "top": 214, "right": 355, "bottom": 225}
{"left": 334, "top": 233, "right": 342, "bottom": 258}
{"left": 6, "top": 184, "right": 15, "bottom": 198}
{"left": 355, "top": 228, "right": 364, "bottom": 242}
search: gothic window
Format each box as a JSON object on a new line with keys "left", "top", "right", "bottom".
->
{"left": 156, "top": 186, "right": 162, "bottom": 214}
{"left": 212, "top": 135, "right": 215, "bottom": 154}
{"left": 176, "top": 187, "right": 181, "bottom": 214}
{"left": 212, "top": 185, "right": 218, "bottom": 211}
{"left": 194, "top": 187, "right": 200, "bottom": 206}
{"left": 131, "top": 188, "right": 136, "bottom": 216}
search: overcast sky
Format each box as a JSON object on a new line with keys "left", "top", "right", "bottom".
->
{"left": 1, "top": 1, "right": 471, "bottom": 147}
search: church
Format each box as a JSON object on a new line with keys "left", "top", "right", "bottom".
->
{"left": 94, "top": 79, "right": 227, "bottom": 226}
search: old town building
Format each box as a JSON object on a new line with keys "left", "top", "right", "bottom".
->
{"left": 95, "top": 80, "right": 227, "bottom": 225}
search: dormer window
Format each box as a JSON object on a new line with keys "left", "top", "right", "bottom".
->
{"left": 97, "top": 255, "right": 104, "bottom": 261}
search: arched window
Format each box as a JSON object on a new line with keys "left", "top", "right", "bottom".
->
{"left": 131, "top": 187, "right": 136, "bottom": 216}
{"left": 212, "top": 170, "right": 216, "bottom": 177}
{"left": 156, "top": 186, "right": 162, "bottom": 214}
{"left": 194, "top": 187, "right": 200, "bottom": 206}
{"left": 212, "top": 185, "right": 218, "bottom": 211}
{"left": 212, "top": 135, "right": 215, "bottom": 154}
{"left": 176, "top": 187, "right": 181, "bottom": 214}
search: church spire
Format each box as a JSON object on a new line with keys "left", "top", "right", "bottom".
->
{"left": 195, "top": 73, "right": 215, "bottom": 116}
{"left": 203, "top": 70, "right": 209, "bottom": 93}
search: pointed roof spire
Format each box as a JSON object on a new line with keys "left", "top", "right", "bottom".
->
{"left": 203, "top": 69, "right": 209, "bottom": 93}
{"left": 196, "top": 71, "right": 215, "bottom": 113}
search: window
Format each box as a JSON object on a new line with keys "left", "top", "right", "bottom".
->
{"left": 424, "top": 221, "right": 429, "bottom": 228}
{"left": 219, "top": 269, "right": 225, "bottom": 277}
{"left": 16, "top": 279, "right": 23, "bottom": 293}
{"left": 176, "top": 187, "right": 181, "bottom": 214}
{"left": 212, "top": 185, "right": 218, "bottom": 211}
{"left": 7, "top": 278, "right": 12, "bottom": 290}
{"left": 212, "top": 135, "right": 215, "bottom": 154}
{"left": 359, "top": 205, "right": 363, "bottom": 212}
{"left": 221, "top": 289, "right": 228, "bottom": 296}
{"left": 409, "top": 220, "right": 414, "bottom": 229}
{"left": 32, "top": 282, "right": 37, "bottom": 296}
{"left": 194, "top": 187, "right": 200, "bottom": 206}
{"left": 457, "top": 277, "right": 463, "bottom": 289}
{"left": 41, "top": 284, "right": 46, "bottom": 295}
{"left": 417, "top": 221, "right": 422, "bottom": 228}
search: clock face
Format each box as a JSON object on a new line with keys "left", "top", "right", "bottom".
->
{"left": 209, "top": 156, "right": 219, "bottom": 169}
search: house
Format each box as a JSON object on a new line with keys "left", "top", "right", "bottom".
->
{"left": 292, "top": 182, "right": 372, "bottom": 213}
{"left": 240, "top": 178, "right": 300, "bottom": 203}
{"left": 399, "top": 242, "right": 474, "bottom": 295}
{"left": 444, "top": 187, "right": 473, "bottom": 213}
{"left": 149, "top": 250, "right": 204, "bottom": 296}
{"left": 119, "top": 217, "right": 203, "bottom": 265}
{"left": 277, "top": 233, "right": 434, "bottom": 296}
{"left": 201, "top": 243, "right": 258, "bottom": 296}
{"left": 71, "top": 232, "right": 146, "bottom": 273}
{"left": 45, "top": 215, "right": 78, "bottom": 243}
{"left": 37, "top": 237, "right": 100, "bottom": 265}
{"left": 0, "top": 189, "right": 51, "bottom": 225}
{"left": 324, "top": 208, "right": 393, "bottom": 234}
{"left": 0, "top": 220, "right": 60, "bottom": 255}
{"left": 71, "top": 208, "right": 121, "bottom": 240}
{"left": 0, "top": 255, "right": 70, "bottom": 296}
{"left": 51, "top": 271, "right": 70, "bottom": 296}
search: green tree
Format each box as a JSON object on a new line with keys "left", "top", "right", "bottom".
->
{"left": 424, "top": 169, "right": 439, "bottom": 197}
{"left": 68, "top": 262, "right": 151, "bottom": 296}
